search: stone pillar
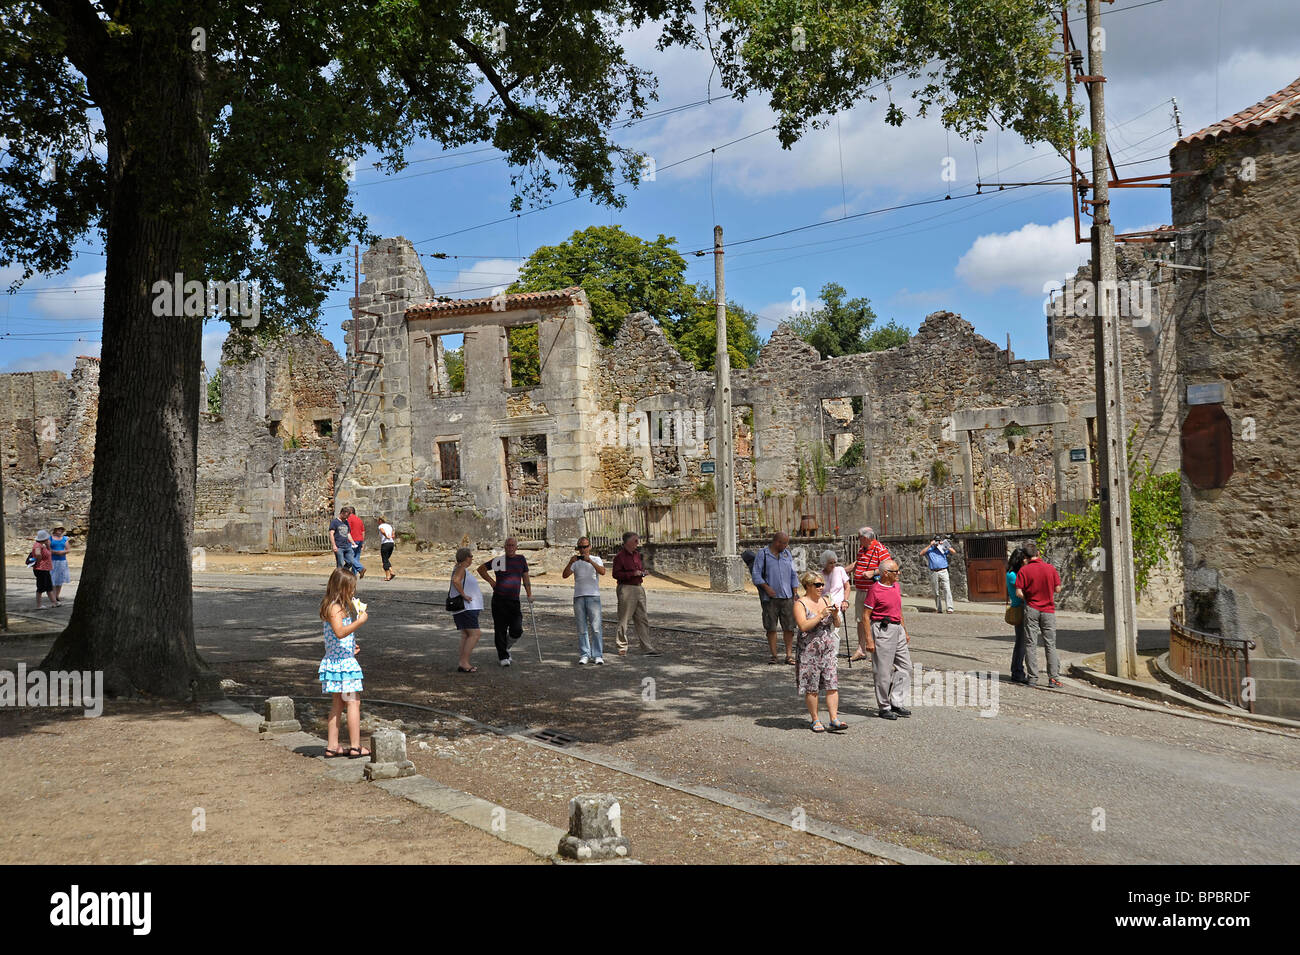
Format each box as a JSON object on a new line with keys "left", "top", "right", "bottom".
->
{"left": 363, "top": 728, "right": 416, "bottom": 780}
{"left": 258, "top": 696, "right": 301, "bottom": 736}
{"left": 557, "top": 793, "right": 630, "bottom": 861}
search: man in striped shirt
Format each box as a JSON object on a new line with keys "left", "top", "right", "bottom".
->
{"left": 850, "top": 526, "right": 892, "bottom": 662}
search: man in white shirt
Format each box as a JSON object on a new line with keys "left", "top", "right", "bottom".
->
{"left": 563, "top": 536, "right": 606, "bottom": 664}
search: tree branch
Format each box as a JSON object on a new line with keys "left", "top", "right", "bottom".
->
{"left": 33, "top": 0, "right": 110, "bottom": 84}
{"left": 450, "top": 34, "right": 541, "bottom": 132}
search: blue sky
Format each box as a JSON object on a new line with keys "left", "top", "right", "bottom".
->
{"left": 4, "top": 0, "right": 1299, "bottom": 375}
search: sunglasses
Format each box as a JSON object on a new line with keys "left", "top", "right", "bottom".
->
{"left": 809, "top": 580, "right": 825, "bottom": 587}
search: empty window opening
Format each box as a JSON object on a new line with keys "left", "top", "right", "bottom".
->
{"left": 429, "top": 334, "right": 465, "bottom": 395}
{"left": 438, "top": 440, "right": 461, "bottom": 481}
{"left": 314, "top": 419, "right": 333, "bottom": 437}
{"left": 506, "top": 324, "right": 541, "bottom": 389}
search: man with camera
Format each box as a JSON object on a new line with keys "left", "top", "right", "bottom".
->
{"left": 921, "top": 536, "right": 956, "bottom": 614}
{"left": 563, "top": 536, "right": 606, "bottom": 665}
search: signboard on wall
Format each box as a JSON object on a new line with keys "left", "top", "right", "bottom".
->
{"left": 1070, "top": 448, "right": 1087, "bottom": 462}
{"left": 701, "top": 461, "right": 715, "bottom": 474}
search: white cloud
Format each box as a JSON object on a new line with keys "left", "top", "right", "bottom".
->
{"left": 955, "top": 218, "right": 1090, "bottom": 296}
{"left": 30, "top": 269, "right": 106, "bottom": 320}
{"left": 434, "top": 258, "right": 522, "bottom": 296}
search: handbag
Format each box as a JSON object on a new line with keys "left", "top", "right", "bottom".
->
{"left": 1005, "top": 604, "right": 1024, "bottom": 626}
{"left": 445, "top": 584, "right": 465, "bottom": 613}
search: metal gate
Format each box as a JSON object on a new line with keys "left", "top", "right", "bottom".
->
{"left": 507, "top": 494, "right": 547, "bottom": 543}
{"left": 270, "top": 510, "right": 333, "bottom": 553}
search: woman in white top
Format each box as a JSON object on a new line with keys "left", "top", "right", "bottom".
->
{"left": 821, "top": 550, "right": 849, "bottom": 615}
{"left": 449, "top": 546, "right": 483, "bottom": 672}
{"left": 378, "top": 517, "right": 397, "bottom": 581}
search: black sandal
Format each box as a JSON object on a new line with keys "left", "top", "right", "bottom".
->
{"left": 323, "top": 748, "right": 347, "bottom": 759}
{"left": 457, "top": 665, "right": 478, "bottom": 673}
{"left": 346, "top": 746, "right": 370, "bottom": 759}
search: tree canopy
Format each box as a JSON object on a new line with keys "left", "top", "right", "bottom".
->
{"left": 508, "top": 224, "right": 759, "bottom": 370}
{"left": 789, "top": 282, "right": 910, "bottom": 356}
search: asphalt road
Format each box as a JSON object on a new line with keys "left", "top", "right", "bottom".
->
{"left": 6, "top": 571, "right": 1298, "bottom": 864}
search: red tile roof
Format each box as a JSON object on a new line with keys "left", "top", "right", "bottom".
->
{"left": 1178, "top": 76, "right": 1300, "bottom": 145}
{"left": 76, "top": 355, "right": 100, "bottom": 362}
{"left": 406, "top": 286, "right": 584, "bottom": 319}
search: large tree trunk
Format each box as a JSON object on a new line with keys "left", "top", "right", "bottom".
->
{"left": 42, "top": 24, "right": 218, "bottom": 700}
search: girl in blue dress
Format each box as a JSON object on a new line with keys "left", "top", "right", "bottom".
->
{"left": 318, "top": 568, "right": 369, "bottom": 758}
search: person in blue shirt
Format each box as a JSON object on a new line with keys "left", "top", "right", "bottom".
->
{"left": 1006, "top": 547, "right": 1030, "bottom": 683}
{"left": 921, "top": 536, "right": 955, "bottom": 614}
{"left": 752, "top": 532, "right": 801, "bottom": 665}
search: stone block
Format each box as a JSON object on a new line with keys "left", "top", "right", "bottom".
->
{"left": 371, "top": 728, "right": 408, "bottom": 764}
{"left": 707, "top": 554, "right": 749, "bottom": 593}
{"left": 568, "top": 794, "right": 622, "bottom": 839}
{"left": 363, "top": 759, "right": 416, "bottom": 780}
{"left": 258, "top": 695, "right": 301, "bottom": 735}
{"left": 558, "top": 794, "right": 631, "bottom": 861}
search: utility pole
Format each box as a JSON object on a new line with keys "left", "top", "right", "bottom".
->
{"left": 709, "top": 225, "right": 745, "bottom": 592}
{"left": 1086, "top": 0, "right": 1139, "bottom": 679}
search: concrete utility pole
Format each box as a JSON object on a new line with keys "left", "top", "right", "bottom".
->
{"left": 1086, "top": 0, "right": 1139, "bottom": 679}
{"left": 709, "top": 225, "right": 746, "bottom": 592}
{"left": 0, "top": 434, "right": 7, "bottom": 631}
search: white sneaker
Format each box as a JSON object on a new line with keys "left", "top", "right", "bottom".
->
{"left": 594, "top": 657, "right": 605, "bottom": 665}
{"left": 500, "top": 657, "right": 512, "bottom": 667}
{"left": 578, "top": 656, "right": 590, "bottom": 666}
{"left": 946, "top": 608, "right": 955, "bottom": 613}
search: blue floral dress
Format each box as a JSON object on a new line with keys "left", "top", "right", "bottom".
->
{"left": 318, "top": 613, "right": 364, "bottom": 694}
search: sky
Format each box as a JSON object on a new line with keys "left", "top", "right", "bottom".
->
{"left": 3, "top": 0, "right": 1299, "bottom": 376}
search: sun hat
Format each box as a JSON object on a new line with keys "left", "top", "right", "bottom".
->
{"left": 52, "top": 522, "right": 65, "bottom": 530}
{"left": 35, "top": 530, "right": 50, "bottom": 541}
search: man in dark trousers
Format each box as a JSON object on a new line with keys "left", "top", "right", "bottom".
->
{"left": 1014, "top": 541, "right": 1063, "bottom": 688}
{"left": 477, "top": 537, "right": 532, "bottom": 667}
{"left": 612, "top": 532, "right": 660, "bottom": 656}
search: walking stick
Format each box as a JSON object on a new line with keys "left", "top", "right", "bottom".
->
{"left": 528, "top": 597, "right": 543, "bottom": 663}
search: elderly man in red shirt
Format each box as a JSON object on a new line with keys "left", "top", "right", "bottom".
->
{"left": 612, "top": 532, "right": 661, "bottom": 656}
{"left": 850, "top": 526, "right": 892, "bottom": 661}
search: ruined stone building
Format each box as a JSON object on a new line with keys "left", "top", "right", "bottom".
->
{"left": 3, "top": 333, "right": 343, "bottom": 551}
{"left": 1170, "top": 77, "right": 1300, "bottom": 717}
{"left": 338, "top": 238, "right": 1179, "bottom": 547}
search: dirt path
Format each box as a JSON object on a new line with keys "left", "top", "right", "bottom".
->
{"left": 0, "top": 703, "right": 537, "bottom": 865}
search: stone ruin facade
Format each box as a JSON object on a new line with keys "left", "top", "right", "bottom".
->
{"left": 333, "top": 237, "right": 1180, "bottom": 541}
{"left": 3, "top": 332, "right": 343, "bottom": 551}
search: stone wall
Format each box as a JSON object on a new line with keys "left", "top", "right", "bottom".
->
{"left": 1171, "top": 109, "right": 1300, "bottom": 716}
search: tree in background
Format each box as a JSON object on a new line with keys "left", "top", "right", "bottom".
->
{"left": 205, "top": 369, "right": 221, "bottom": 414}
{"left": 1, "top": 0, "right": 1074, "bottom": 699}
{"left": 509, "top": 225, "right": 758, "bottom": 371}
{"left": 509, "top": 225, "right": 696, "bottom": 342}
{"left": 789, "top": 282, "right": 910, "bottom": 357}
{"left": 672, "top": 284, "right": 760, "bottom": 371}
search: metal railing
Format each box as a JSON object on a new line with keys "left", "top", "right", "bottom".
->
{"left": 269, "top": 510, "right": 333, "bottom": 553}
{"left": 1169, "top": 607, "right": 1256, "bottom": 712}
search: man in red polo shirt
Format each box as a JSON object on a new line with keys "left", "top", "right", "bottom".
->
{"left": 850, "top": 526, "right": 891, "bottom": 661}
{"left": 1014, "top": 541, "right": 1062, "bottom": 687}
{"left": 345, "top": 506, "right": 367, "bottom": 579}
